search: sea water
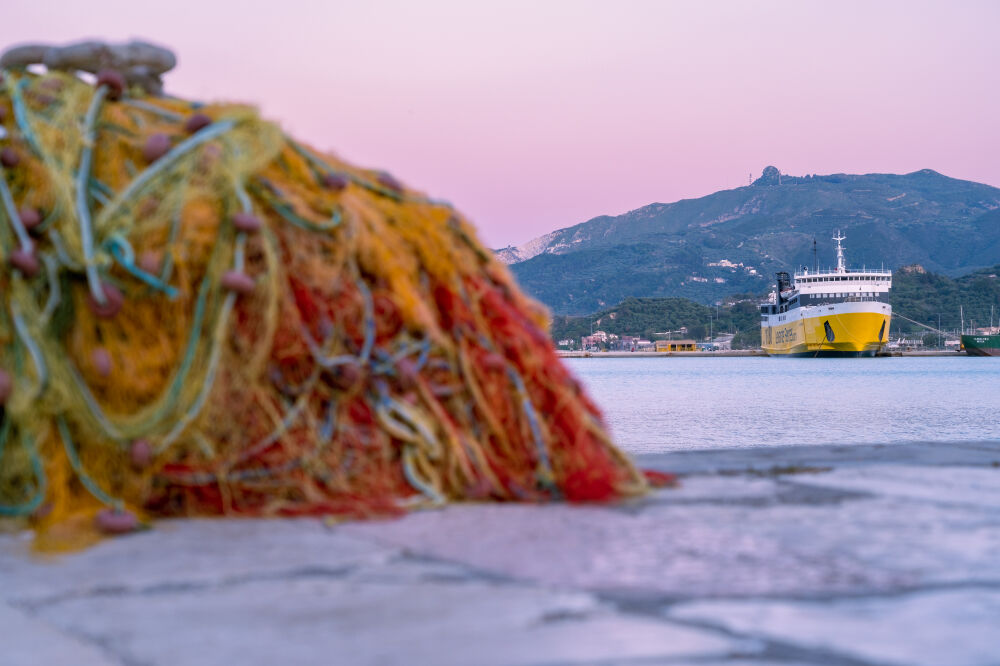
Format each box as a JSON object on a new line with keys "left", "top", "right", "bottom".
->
{"left": 565, "top": 356, "right": 1000, "bottom": 453}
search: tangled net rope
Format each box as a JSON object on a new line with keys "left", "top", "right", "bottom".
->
{"left": 0, "top": 48, "right": 649, "bottom": 550}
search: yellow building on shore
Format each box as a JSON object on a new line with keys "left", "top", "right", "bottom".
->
{"left": 655, "top": 340, "right": 698, "bottom": 352}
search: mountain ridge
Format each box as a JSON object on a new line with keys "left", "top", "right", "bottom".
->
{"left": 547, "top": 262, "right": 1000, "bottom": 349}
{"left": 502, "top": 167, "right": 1000, "bottom": 315}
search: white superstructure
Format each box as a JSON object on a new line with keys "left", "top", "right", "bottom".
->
{"left": 759, "top": 233, "right": 893, "bottom": 356}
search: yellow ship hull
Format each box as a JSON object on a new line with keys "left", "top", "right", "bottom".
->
{"left": 761, "top": 308, "right": 890, "bottom": 357}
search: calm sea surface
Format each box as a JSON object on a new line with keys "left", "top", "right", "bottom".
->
{"left": 565, "top": 356, "right": 1000, "bottom": 453}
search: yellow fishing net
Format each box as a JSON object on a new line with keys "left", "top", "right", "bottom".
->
{"left": 0, "top": 66, "right": 649, "bottom": 550}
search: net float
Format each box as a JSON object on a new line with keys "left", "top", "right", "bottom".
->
{"left": 19, "top": 207, "right": 41, "bottom": 230}
{"left": 232, "top": 212, "right": 262, "bottom": 233}
{"left": 142, "top": 133, "right": 171, "bottom": 163}
{"left": 96, "top": 69, "right": 126, "bottom": 100}
{"left": 0, "top": 147, "right": 19, "bottom": 168}
{"left": 130, "top": 439, "right": 153, "bottom": 470}
{"left": 95, "top": 508, "right": 140, "bottom": 534}
{"left": 86, "top": 282, "right": 125, "bottom": 319}
{"left": 376, "top": 171, "right": 403, "bottom": 192}
{"left": 0, "top": 368, "right": 12, "bottom": 404}
{"left": 138, "top": 250, "right": 162, "bottom": 274}
{"left": 91, "top": 347, "right": 112, "bottom": 377}
{"left": 9, "top": 248, "right": 39, "bottom": 277}
{"left": 322, "top": 172, "right": 349, "bottom": 191}
{"left": 184, "top": 112, "right": 212, "bottom": 134}
{"left": 221, "top": 270, "right": 255, "bottom": 294}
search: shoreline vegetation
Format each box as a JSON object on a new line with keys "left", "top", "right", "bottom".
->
{"left": 547, "top": 263, "right": 1000, "bottom": 350}
{"left": 556, "top": 350, "right": 963, "bottom": 358}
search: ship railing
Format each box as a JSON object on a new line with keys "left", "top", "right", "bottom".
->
{"left": 795, "top": 267, "right": 893, "bottom": 278}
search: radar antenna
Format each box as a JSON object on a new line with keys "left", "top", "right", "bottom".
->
{"left": 833, "top": 230, "right": 846, "bottom": 273}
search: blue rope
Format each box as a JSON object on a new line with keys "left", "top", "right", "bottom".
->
{"left": 40, "top": 253, "right": 61, "bottom": 323}
{"left": 507, "top": 367, "right": 557, "bottom": 492}
{"left": 89, "top": 177, "right": 115, "bottom": 199}
{"left": 100, "top": 120, "right": 237, "bottom": 226}
{"left": 89, "top": 187, "right": 111, "bottom": 208}
{"left": 319, "top": 399, "right": 338, "bottom": 442}
{"left": 67, "top": 269, "right": 215, "bottom": 441}
{"left": 357, "top": 278, "right": 375, "bottom": 364}
{"left": 370, "top": 338, "right": 432, "bottom": 376}
{"left": 287, "top": 140, "right": 409, "bottom": 203}
{"left": 57, "top": 416, "right": 121, "bottom": 509}
{"left": 105, "top": 234, "right": 179, "bottom": 298}
{"left": 415, "top": 338, "right": 431, "bottom": 371}
{"left": 300, "top": 325, "right": 360, "bottom": 368}
{"left": 401, "top": 447, "right": 445, "bottom": 505}
{"left": 0, "top": 429, "right": 47, "bottom": 517}
{"left": 157, "top": 291, "right": 236, "bottom": 452}
{"left": 299, "top": 277, "right": 375, "bottom": 368}
{"left": 158, "top": 208, "right": 183, "bottom": 284}
{"left": 48, "top": 229, "right": 83, "bottom": 270}
{"left": 252, "top": 181, "right": 342, "bottom": 232}
{"left": 122, "top": 98, "right": 184, "bottom": 122}
{"left": 11, "top": 303, "right": 48, "bottom": 396}
{"left": 374, "top": 382, "right": 442, "bottom": 459}
{"left": 0, "top": 165, "right": 33, "bottom": 252}
{"left": 76, "top": 85, "right": 110, "bottom": 304}
{"left": 10, "top": 79, "right": 44, "bottom": 158}
{"left": 31, "top": 204, "right": 62, "bottom": 235}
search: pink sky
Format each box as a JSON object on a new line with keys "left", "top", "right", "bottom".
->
{"left": 3, "top": 1, "right": 998, "bottom": 248}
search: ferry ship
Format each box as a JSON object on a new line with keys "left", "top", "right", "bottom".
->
{"left": 961, "top": 330, "right": 1000, "bottom": 356}
{"left": 760, "top": 233, "right": 892, "bottom": 357}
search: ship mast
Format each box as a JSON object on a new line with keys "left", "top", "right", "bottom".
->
{"left": 833, "top": 230, "right": 847, "bottom": 273}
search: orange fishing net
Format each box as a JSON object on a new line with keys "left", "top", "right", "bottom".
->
{"left": 0, "top": 66, "right": 647, "bottom": 549}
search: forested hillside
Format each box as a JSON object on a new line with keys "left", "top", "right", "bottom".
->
{"left": 547, "top": 264, "right": 1000, "bottom": 348}
{"left": 504, "top": 167, "right": 1000, "bottom": 315}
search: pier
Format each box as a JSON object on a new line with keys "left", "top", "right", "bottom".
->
{"left": 557, "top": 350, "right": 963, "bottom": 358}
{"left": 4, "top": 440, "right": 999, "bottom": 665}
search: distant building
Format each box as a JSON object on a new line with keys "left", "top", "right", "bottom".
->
{"left": 620, "top": 335, "right": 641, "bottom": 351}
{"left": 711, "top": 333, "right": 735, "bottom": 351}
{"left": 581, "top": 330, "right": 610, "bottom": 350}
{"left": 887, "top": 337, "right": 923, "bottom": 350}
{"left": 655, "top": 339, "right": 698, "bottom": 352}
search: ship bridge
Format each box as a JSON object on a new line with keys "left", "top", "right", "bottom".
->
{"left": 793, "top": 231, "right": 892, "bottom": 301}
{"left": 760, "top": 232, "right": 893, "bottom": 315}
{"left": 793, "top": 269, "right": 893, "bottom": 296}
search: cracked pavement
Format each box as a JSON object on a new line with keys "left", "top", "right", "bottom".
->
{"left": 3, "top": 441, "right": 1000, "bottom": 665}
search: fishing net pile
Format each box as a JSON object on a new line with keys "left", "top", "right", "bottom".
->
{"left": 0, "top": 42, "right": 650, "bottom": 548}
